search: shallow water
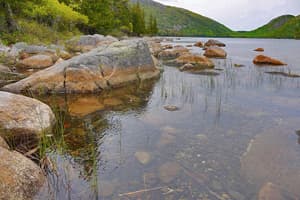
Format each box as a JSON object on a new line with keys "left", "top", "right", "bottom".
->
{"left": 34, "top": 37, "right": 300, "bottom": 200}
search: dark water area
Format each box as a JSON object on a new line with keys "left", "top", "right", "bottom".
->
{"left": 34, "top": 38, "right": 300, "bottom": 199}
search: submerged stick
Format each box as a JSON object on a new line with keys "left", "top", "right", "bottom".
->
{"left": 118, "top": 186, "right": 165, "bottom": 197}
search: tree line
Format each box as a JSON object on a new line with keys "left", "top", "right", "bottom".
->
{"left": 0, "top": 0, "right": 158, "bottom": 42}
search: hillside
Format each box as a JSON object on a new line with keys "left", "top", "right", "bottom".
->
{"left": 235, "top": 15, "right": 300, "bottom": 39}
{"left": 130, "top": 0, "right": 233, "bottom": 37}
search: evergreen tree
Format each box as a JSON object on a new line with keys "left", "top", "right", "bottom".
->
{"left": 152, "top": 17, "right": 158, "bottom": 35}
{"left": 131, "top": 2, "right": 146, "bottom": 36}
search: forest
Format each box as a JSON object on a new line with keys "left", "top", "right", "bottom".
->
{"left": 0, "top": 0, "right": 158, "bottom": 44}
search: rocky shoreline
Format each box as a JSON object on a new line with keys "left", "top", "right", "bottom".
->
{"left": 0, "top": 35, "right": 290, "bottom": 199}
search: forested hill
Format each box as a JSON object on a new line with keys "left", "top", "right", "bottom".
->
{"left": 130, "top": 0, "right": 234, "bottom": 37}
{"left": 0, "top": 0, "right": 157, "bottom": 44}
{"left": 234, "top": 15, "right": 300, "bottom": 39}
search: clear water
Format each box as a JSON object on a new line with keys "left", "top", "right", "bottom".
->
{"left": 34, "top": 38, "right": 300, "bottom": 200}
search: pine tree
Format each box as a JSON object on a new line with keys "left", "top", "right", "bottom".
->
{"left": 152, "top": 17, "right": 158, "bottom": 35}
{"left": 131, "top": 2, "right": 146, "bottom": 36}
{"left": 147, "top": 14, "right": 154, "bottom": 35}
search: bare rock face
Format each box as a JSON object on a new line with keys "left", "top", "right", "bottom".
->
{"left": 17, "top": 55, "right": 54, "bottom": 69}
{"left": 204, "top": 47, "right": 227, "bottom": 58}
{"left": 0, "top": 91, "right": 55, "bottom": 140}
{"left": 253, "top": 55, "right": 286, "bottom": 66}
{"left": 2, "top": 39, "right": 160, "bottom": 94}
{"left": 204, "top": 39, "right": 226, "bottom": 47}
{"left": 0, "top": 147, "right": 45, "bottom": 200}
{"left": 65, "top": 34, "right": 118, "bottom": 53}
{"left": 165, "top": 53, "right": 215, "bottom": 69}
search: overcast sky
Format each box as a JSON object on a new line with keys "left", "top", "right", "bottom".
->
{"left": 155, "top": 0, "right": 300, "bottom": 31}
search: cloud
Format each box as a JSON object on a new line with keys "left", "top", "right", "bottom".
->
{"left": 155, "top": 0, "right": 300, "bottom": 30}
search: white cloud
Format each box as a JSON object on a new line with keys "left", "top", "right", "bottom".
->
{"left": 155, "top": 0, "right": 300, "bottom": 30}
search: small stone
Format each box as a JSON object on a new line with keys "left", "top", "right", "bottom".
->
{"left": 158, "top": 132, "right": 176, "bottom": 147}
{"left": 159, "top": 162, "right": 181, "bottom": 183}
{"left": 164, "top": 105, "right": 180, "bottom": 111}
{"left": 99, "top": 181, "right": 116, "bottom": 197}
{"left": 258, "top": 182, "right": 283, "bottom": 200}
{"left": 196, "top": 134, "right": 208, "bottom": 143}
{"left": 135, "top": 151, "right": 152, "bottom": 165}
{"left": 161, "top": 126, "right": 177, "bottom": 134}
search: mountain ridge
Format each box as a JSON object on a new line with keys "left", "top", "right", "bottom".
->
{"left": 131, "top": 0, "right": 300, "bottom": 39}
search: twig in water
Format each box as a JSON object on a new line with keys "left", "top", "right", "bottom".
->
{"left": 119, "top": 186, "right": 165, "bottom": 198}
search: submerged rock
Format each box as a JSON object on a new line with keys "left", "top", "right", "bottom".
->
{"left": 135, "top": 151, "right": 152, "bottom": 165}
{"left": 0, "top": 91, "right": 55, "bottom": 140}
{"left": 258, "top": 182, "right": 283, "bottom": 200}
{"left": 204, "top": 47, "right": 227, "bottom": 58}
{"left": 17, "top": 55, "right": 54, "bottom": 69}
{"left": 0, "top": 147, "right": 45, "bottom": 200}
{"left": 99, "top": 181, "right": 117, "bottom": 197}
{"left": 253, "top": 55, "right": 286, "bottom": 66}
{"left": 65, "top": 34, "right": 118, "bottom": 53}
{"left": 241, "top": 129, "right": 300, "bottom": 197}
{"left": 164, "top": 105, "right": 180, "bottom": 111}
{"left": 2, "top": 39, "right": 160, "bottom": 94}
{"left": 159, "top": 162, "right": 181, "bottom": 183}
{"left": 204, "top": 39, "right": 226, "bottom": 47}
{"left": 68, "top": 97, "right": 105, "bottom": 117}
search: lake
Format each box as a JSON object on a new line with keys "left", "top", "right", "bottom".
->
{"left": 35, "top": 37, "right": 300, "bottom": 199}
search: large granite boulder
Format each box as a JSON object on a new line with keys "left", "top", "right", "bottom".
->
{"left": 65, "top": 34, "right": 118, "bottom": 53}
{"left": 0, "top": 146, "right": 45, "bottom": 200}
{"left": 204, "top": 47, "right": 227, "bottom": 58}
{"left": 0, "top": 91, "right": 55, "bottom": 140}
{"left": 253, "top": 55, "right": 286, "bottom": 66}
{"left": 2, "top": 39, "right": 160, "bottom": 94}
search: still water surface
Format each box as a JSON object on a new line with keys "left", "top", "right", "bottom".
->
{"left": 35, "top": 37, "right": 300, "bottom": 199}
